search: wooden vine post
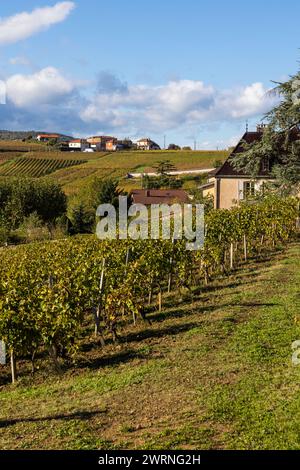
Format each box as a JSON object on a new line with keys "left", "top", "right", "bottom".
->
{"left": 95, "top": 258, "right": 106, "bottom": 340}
{"left": 125, "top": 248, "right": 130, "bottom": 272}
{"left": 230, "top": 242, "right": 234, "bottom": 270}
{"left": 48, "top": 274, "right": 61, "bottom": 371}
{"left": 243, "top": 234, "right": 247, "bottom": 262}
{"left": 124, "top": 248, "right": 137, "bottom": 325}
{"left": 10, "top": 350, "right": 17, "bottom": 384}
{"left": 158, "top": 290, "right": 162, "bottom": 312}
{"left": 148, "top": 284, "right": 153, "bottom": 306}
{"left": 168, "top": 239, "right": 175, "bottom": 293}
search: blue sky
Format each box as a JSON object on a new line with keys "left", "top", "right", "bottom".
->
{"left": 0, "top": 0, "right": 299, "bottom": 148}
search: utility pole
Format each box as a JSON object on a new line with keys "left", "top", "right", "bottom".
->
{"left": 194, "top": 140, "right": 197, "bottom": 151}
{"left": 164, "top": 135, "right": 166, "bottom": 150}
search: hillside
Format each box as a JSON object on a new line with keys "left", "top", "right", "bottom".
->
{"left": 0, "top": 243, "right": 299, "bottom": 450}
{"left": 0, "top": 131, "right": 72, "bottom": 141}
{"left": 0, "top": 145, "right": 228, "bottom": 194}
{"left": 0, "top": 158, "right": 86, "bottom": 178}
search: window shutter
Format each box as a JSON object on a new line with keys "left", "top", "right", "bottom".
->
{"left": 238, "top": 180, "right": 244, "bottom": 200}
{"left": 255, "top": 181, "right": 262, "bottom": 192}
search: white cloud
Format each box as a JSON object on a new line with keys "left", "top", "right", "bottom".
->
{"left": 0, "top": 68, "right": 277, "bottom": 140}
{"left": 80, "top": 78, "right": 276, "bottom": 134}
{"left": 217, "top": 83, "right": 271, "bottom": 119}
{"left": 6, "top": 67, "right": 75, "bottom": 107}
{"left": 0, "top": 2, "right": 75, "bottom": 46}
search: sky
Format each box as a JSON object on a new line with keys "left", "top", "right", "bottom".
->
{"left": 0, "top": 0, "right": 299, "bottom": 148}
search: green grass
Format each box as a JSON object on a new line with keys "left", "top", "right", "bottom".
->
{"left": 55, "top": 149, "right": 227, "bottom": 195}
{"left": 0, "top": 141, "right": 45, "bottom": 169}
{"left": 0, "top": 148, "right": 227, "bottom": 194}
{"left": 1, "top": 244, "right": 299, "bottom": 450}
{"left": 0, "top": 140, "right": 45, "bottom": 152}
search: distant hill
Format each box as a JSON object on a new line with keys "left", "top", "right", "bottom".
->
{"left": 0, "top": 130, "right": 73, "bottom": 141}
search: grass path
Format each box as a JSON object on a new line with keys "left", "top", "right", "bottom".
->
{"left": 0, "top": 244, "right": 300, "bottom": 450}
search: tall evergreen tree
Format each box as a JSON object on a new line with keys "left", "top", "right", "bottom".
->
{"left": 233, "top": 69, "right": 300, "bottom": 195}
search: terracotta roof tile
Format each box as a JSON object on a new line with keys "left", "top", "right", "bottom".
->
{"left": 131, "top": 189, "right": 189, "bottom": 205}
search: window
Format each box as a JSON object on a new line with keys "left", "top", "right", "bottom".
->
{"left": 261, "top": 157, "right": 270, "bottom": 172}
{"left": 243, "top": 181, "right": 255, "bottom": 198}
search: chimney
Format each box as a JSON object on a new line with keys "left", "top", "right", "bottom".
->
{"left": 256, "top": 123, "right": 267, "bottom": 133}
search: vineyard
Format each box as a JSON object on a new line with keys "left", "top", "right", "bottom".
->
{"left": 0, "top": 197, "right": 298, "bottom": 383}
{"left": 0, "top": 141, "right": 44, "bottom": 152}
{"left": 0, "top": 154, "right": 18, "bottom": 166}
{"left": 0, "top": 148, "right": 227, "bottom": 195}
{"left": 0, "top": 158, "right": 85, "bottom": 178}
{"left": 23, "top": 151, "right": 109, "bottom": 160}
{"left": 49, "top": 149, "right": 227, "bottom": 195}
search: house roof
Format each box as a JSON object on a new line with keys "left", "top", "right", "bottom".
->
{"left": 215, "top": 132, "right": 265, "bottom": 178}
{"left": 38, "top": 134, "right": 60, "bottom": 138}
{"left": 199, "top": 182, "right": 215, "bottom": 190}
{"left": 88, "top": 135, "right": 115, "bottom": 140}
{"left": 131, "top": 189, "right": 189, "bottom": 205}
{"left": 215, "top": 127, "right": 300, "bottom": 179}
{"left": 136, "top": 138, "right": 160, "bottom": 149}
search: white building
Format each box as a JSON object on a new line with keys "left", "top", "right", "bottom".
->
{"left": 69, "top": 139, "right": 90, "bottom": 151}
{"left": 136, "top": 138, "right": 161, "bottom": 150}
{"left": 90, "top": 142, "right": 103, "bottom": 151}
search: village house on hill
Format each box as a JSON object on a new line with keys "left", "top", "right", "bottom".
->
{"left": 136, "top": 138, "right": 161, "bottom": 151}
{"left": 86, "top": 136, "right": 117, "bottom": 151}
{"left": 69, "top": 139, "right": 90, "bottom": 151}
{"left": 105, "top": 138, "right": 133, "bottom": 151}
{"left": 201, "top": 125, "right": 300, "bottom": 209}
{"left": 36, "top": 133, "right": 60, "bottom": 142}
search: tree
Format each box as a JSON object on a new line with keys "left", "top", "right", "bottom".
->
{"left": 82, "top": 177, "right": 122, "bottom": 210}
{"left": 168, "top": 144, "right": 181, "bottom": 150}
{"left": 189, "top": 189, "right": 214, "bottom": 212}
{"left": 154, "top": 160, "right": 177, "bottom": 176}
{"left": 47, "top": 138, "right": 58, "bottom": 150}
{"left": 0, "top": 178, "right": 67, "bottom": 232}
{"left": 168, "top": 178, "right": 183, "bottom": 189}
{"left": 233, "top": 68, "right": 300, "bottom": 194}
{"left": 213, "top": 159, "right": 223, "bottom": 168}
{"left": 68, "top": 201, "right": 93, "bottom": 234}
{"left": 34, "top": 180, "right": 67, "bottom": 226}
{"left": 68, "top": 177, "right": 125, "bottom": 234}
{"left": 142, "top": 175, "right": 161, "bottom": 190}
{"left": 17, "top": 212, "right": 49, "bottom": 242}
